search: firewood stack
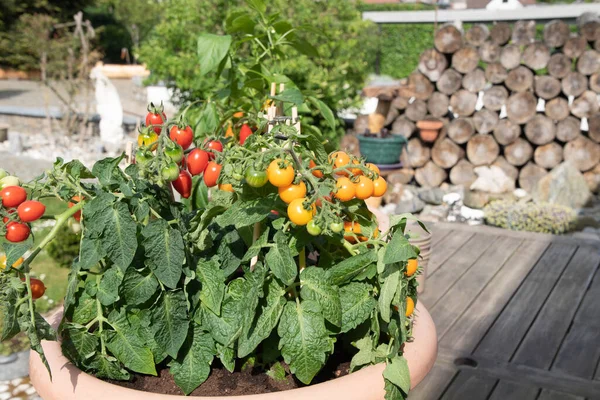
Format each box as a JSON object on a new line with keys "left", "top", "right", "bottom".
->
{"left": 356, "top": 14, "right": 600, "bottom": 192}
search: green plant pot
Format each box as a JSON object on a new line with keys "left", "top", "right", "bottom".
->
{"left": 358, "top": 134, "right": 407, "bottom": 165}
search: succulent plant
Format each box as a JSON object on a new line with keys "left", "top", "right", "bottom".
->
{"left": 484, "top": 200, "right": 576, "bottom": 235}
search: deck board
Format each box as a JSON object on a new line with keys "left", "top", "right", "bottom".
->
{"left": 411, "top": 224, "right": 600, "bottom": 400}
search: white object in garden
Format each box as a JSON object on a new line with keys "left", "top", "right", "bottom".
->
{"left": 581, "top": 118, "right": 588, "bottom": 131}
{"left": 443, "top": 192, "right": 461, "bottom": 205}
{"left": 470, "top": 165, "right": 515, "bottom": 193}
{"left": 475, "top": 91, "right": 484, "bottom": 111}
{"left": 514, "top": 188, "right": 528, "bottom": 198}
{"left": 487, "top": 0, "right": 523, "bottom": 11}
{"left": 90, "top": 66, "right": 124, "bottom": 145}
{"left": 537, "top": 98, "right": 545, "bottom": 112}
{"left": 147, "top": 85, "right": 176, "bottom": 115}
{"left": 499, "top": 105, "right": 507, "bottom": 119}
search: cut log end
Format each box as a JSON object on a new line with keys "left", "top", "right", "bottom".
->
{"left": 505, "top": 138, "right": 534, "bottom": 167}
{"left": 415, "top": 161, "right": 448, "bottom": 188}
{"left": 450, "top": 90, "right": 478, "bottom": 117}
{"left": 450, "top": 159, "right": 477, "bottom": 187}
{"left": 466, "top": 134, "right": 500, "bottom": 166}
{"left": 534, "top": 142, "right": 563, "bottom": 169}
{"left": 447, "top": 117, "right": 475, "bottom": 144}
{"left": 563, "top": 136, "right": 600, "bottom": 172}
{"left": 435, "top": 24, "right": 463, "bottom": 54}
{"left": 519, "top": 162, "right": 548, "bottom": 193}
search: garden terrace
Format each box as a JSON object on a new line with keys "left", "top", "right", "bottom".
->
{"left": 411, "top": 223, "right": 600, "bottom": 400}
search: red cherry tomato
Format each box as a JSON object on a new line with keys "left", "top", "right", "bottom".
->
{"left": 169, "top": 125, "right": 194, "bottom": 150}
{"left": 17, "top": 200, "right": 46, "bottom": 222}
{"left": 30, "top": 278, "right": 46, "bottom": 300}
{"left": 1, "top": 186, "right": 27, "bottom": 208}
{"left": 187, "top": 149, "right": 210, "bottom": 176}
{"left": 2, "top": 208, "right": 15, "bottom": 224}
{"left": 205, "top": 140, "right": 223, "bottom": 160}
{"left": 172, "top": 170, "right": 193, "bottom": 199}
{"left": 68, "top": 195, "right": 84, "bottom": 221}
{"left": 239, "top": 124, "right": 253, "bottom": 145}
{"left": 146, "top": 111, "right": 166, "bottom": 135}
{"left": 204, "top": 162, "right": 222, "bottom": 187}
{"left": 6, "top": 222, "right": 30, "bottom": 243}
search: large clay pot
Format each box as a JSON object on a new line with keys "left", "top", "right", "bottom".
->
{"left": 416, "top": 120, "right": 444, "bottom": 143}
{"left": 30, "top": 304, "right": 437, "bottom": 400}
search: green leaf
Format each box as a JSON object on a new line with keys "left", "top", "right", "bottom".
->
{"left": 151, "top": 290, "right": 190, "bottom": 359}
{"left": 90, "top": 354, "right": 130, "bottom": 380}
{"left": 278, "top": 300, "right": 333, "bottom": 384}
{"left": 100, "top": 202, "right": 137, "bottom": 272}
{"left": 216, "top": 343, "right": 235, "bottom": 373}
{"left": 292, "top": 37, "right": 319, "bottom": 58}
{"left": 246, "top": 0, "right": 266, "bottom": 13}
{"left": 384, "top": 378, "right": 405, "bottom": 400}
{"left": 106, "top": 310, "right": 157, "bottom": 375}
{"left": 18, "top": 311, "right": 56, "bottom": 376}
{"left": 197, "top": 33, "right": 232, "bottom": 76}
{"left": 383, "top": 356, "right": 411, "bottom": 394}
{"left": 189, "top": 176, "right": 209, "bottom": 209}
{"left": 62, "top": 160, "right": 94, "bottom": 180}
{"left": 350, "top": 336, "right": 375, "bottom": 371}
{"left": 197, "top": 258, "right": 226, "bottom": 315}
{"left": 78, "top": 234, "right": 106, "bottom": 270}
{"left": 227, "top": 15, "right": 254, "bottom": 35}
{"left": 308, "top": 97, "right": 336, "bottom": 133}
{"left": 379, "top": 264, "right": 400, "bottom": 323}
{"left": 170, "top": 324, "right": 215, "bottom": 395}
{"left": 92, "top": 155, "right": 127, "bottom": 187}
{"left": 1, "top": 236, "right": 33, "bottom": 267}
{"left": 122, "top": 268, "right": 159, "bottom": 306}
{"left": 327, "top": 250, "right": 378, "bottom": 286}
{"left": 241, "top": 227, "right": 270, "bottom": 262}
{"left": 217, "top": 229, "right": 245, "bottom": 277}
{"left": 97, "top": 266, "right": 124, "bottom": 306}
{"left": 389, "top": 214, "right": 429, "bottom": 235}
{"left": 202, "top": 278, "right": 244, "bottom": 346}
{"left": 384, "top": 235, "right": 417, "bottom": 265}
{"left": 0, "top": 283, "right": 20, "bottom": 341}
{"left": 62, "top": 262, "right": 81, "bottom": 317}
{"left": 142, "top": 219, "right": 185, "bottom": 289}
{"left": 237, "top": 263, "right": 267, "bottom": 355}
{"left": 216, "top": 198, "right": 275, "bottom": 228}
{"left": 238, "top": 278, "right": 286, "bottom": 358}
{"left": 71, "top": 290, "right": 96, "bottom": 325}
{"left": 300, "top": 267, "right": 341, "bottom": 327}
{"left": 340, "top": 282, "right": 376, "bottom": 333}
{"left": 271, "top": 88, "right": 304, "bottom": 106}
{"left": 266, "top": 362, "right": 287, "bottom": 381}
{"left": 61, "top": 323, "right": 98, "bottom": 365}
{"left": 265, "top": 231, "right": 297, "bottom": 286}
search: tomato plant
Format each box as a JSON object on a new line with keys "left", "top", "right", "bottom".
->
{"left": 245, "top": 167, "right": 268, "bottom": 188}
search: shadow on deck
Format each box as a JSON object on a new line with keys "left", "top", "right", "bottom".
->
{"left": 411, "top": 223, "right": 600, "bottom": 400}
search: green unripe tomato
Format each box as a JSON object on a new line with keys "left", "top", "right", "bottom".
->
{"left": 161, "top": 162, "right": 180, "bottom": 182}
{"left": 165, "top": 143, "right": 184, "bottom": 163}
{"left": 245, "top": 167, "right": 268, "bottom": 188}
{"left": 307, "top": 220, "right": 322, "bottom": 236}
{"left": 0, "top": 169, "right": 8, "bottom": 180}
{"left": 0, "top": 176, "right": 20, "bottom": 189}
{"left": 135, "top": 149, "right": 153, "bottom": 166}
{"left": 329, "top": 221, "right": 344, "bottom": 233}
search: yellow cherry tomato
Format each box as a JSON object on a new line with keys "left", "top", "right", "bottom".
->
{"left": 137, "top": 130, "right": 159, "bottom": 151}
{"left": 351, "top": 159, "right": 363, "bottom": 176}
{"left": 372, "top": 177, "right": 387, "bottom": 197}
{"left": 225, "top": 124, "right": 234, "bottom": 138}
{"left": 233, "top": 111, "right": 244, "bottom": 118}
{"left": 334, "top": 177, "right": 355, "bottom": 202}
{"left": 406, "top": 297, "right": 415, "bottom": 317}
{"left": 1, "top": 254, "right": 23, "bottom": 270}
{"left": 330, "top": 151, "right": 351, "bottom": 176}
{"left": 366, "top": 163, "right": 380, "bottom": 177}
{"left": 355, "top": 176, "right": 374, "bottom": 200}
{"left": 309, "top": 160, "right": 324, "bottom": 179}
{"left": 278, "top": 181, "right": 307, "bottom": 204}
{"left": 219, "top": 183, "right": 234, "bottom": 192}
{"left": 406, "top": 259, "right": 418, "bottom": 277}
{"left": 287, "top": 198, "right": 314, "bottom": 226}
{"left": 267, "top": 159, "right": 295, "bottom": 188}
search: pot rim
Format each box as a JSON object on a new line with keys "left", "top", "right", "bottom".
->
{"left": 30, "top": 303, "right": 437, "bottom": 400}
{"left": 416, "top": 120, "right": 444, "bottom": 130}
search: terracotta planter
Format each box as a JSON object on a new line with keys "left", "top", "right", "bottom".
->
{"left": 30, "top": 305, "right": 437, "bottom": 400}
{"left": 416, "top": 120, "right": 444, "bottom": 143}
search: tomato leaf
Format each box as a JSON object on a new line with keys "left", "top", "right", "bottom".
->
{"left": 216, "top": 198, "right": 275, "bottom": 229}
{"left": 97, "top": 266, "right": 124, "bottom": 306}
{"left": 151, "top": 290, "right": 190, "bottom": 359}
{"left": 340, "top": 282, "right": 376, "bottom": 333}
{"left": 278, "top": 300, "right": 333, "bottom": 385}
{"left": 270, "top": 88, "right": 304, "bottom": 106}
{"left": 379, "top": 264, "right": 400, "bottom": 323}
{"left": 99, "top": 202, "right": 138, "bottom": 273}
{"left": 245, "top": 0, "right": 266, "bottom": 14}
{"left": 326, "top": 250, "right": 377, "bottom": 286}
{"left": 92, "top": 155, "right": 127, "bottom": 187}
{"left": 89, "top": 354, "right": 130, "bottom": 380}
{"left": 265, "top": 231, "right": 297, "bottom": 286}
{"left": 122, "top": 267, "right": 159, "bottom": 306}
{"left": 383, "top": 234, "right": 417, "bottom": 265}
{"left": 196, "top": 258, "right": 226, "bottom": 316}
{"left": 216, "top": 343, "right": 236, "bottom": 373}
{"left": 170, "top": 324, "right": 215, "bottom": 395}
{"left": 202, "top": 278, "right": 244, "bottom": 347}
{"left": 197, "top": 33, "right": 232, "bottom": 77}
{"left": 61, "top": 323, "right": 98, "bottom": 365}
{"left": 308, "top": 96, "right": 336, "bottom": 133}
{"left": 1, "top": 236, "right": 33, "bottom": 268}
{"left": 142, "top": 219, "right": 185, "bottom": 289}
{"left": 300, "top": 267, "right": 341, "bottom": 327}
{"left": 383, "top": 356, "right": 411, "bottom": 395}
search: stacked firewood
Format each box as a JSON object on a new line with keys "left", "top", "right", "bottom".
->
{"left": 362, "top": 14, "right": 600, "bottom": 192}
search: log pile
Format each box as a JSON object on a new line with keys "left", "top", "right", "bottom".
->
{"left": 354, "top": 15, "right": 600, "bottom": 192}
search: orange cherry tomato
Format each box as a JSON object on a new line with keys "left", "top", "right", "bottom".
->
{"left": 366, "top": 163, "right": 380, "bottom": 176}
{"left": 267, "top": 159, "right": 295, "bottom": 188}
{"left": 30, "top": 278, "right": 46, "bottom": 300}
{"left": 330, "top": 151, "right": 350, "bottom": 176}
{"left": 219, "top": 183, "right": 234, "bottom": 192}
{"left": 68, "top": 195, "right": 84, "bottom": 221}
{"left": 405, "top": 297, "right": 415, "bottom": 317}
{"left": 1, "top": 255, "right": 23, "bottom": 270}
{"left": 351, "top": 159, "right": 363, "bottom": 176}
{"left": 372, "top": 177, "right": 387, "bottom": 198}
{"left": 343, "top": 221, "right": 361, "bottom": 243}
{"left": 278, "top": 181, "right": 307, "bottom": 204}
{"left": 309, "top": 160, "right": 323, "bottom": 179}
{"left": 406, "top": 259, "right": 418, "bottom": 277}
{"left": 287, "top": 198, "right": 314, "bottom": 226}
{"left": 334, "top": 177, "right": 355, "bottom": 202}
{"left": 355, "top": 176, "right": 374, "bottom": 200}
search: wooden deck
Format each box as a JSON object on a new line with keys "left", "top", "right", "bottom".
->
{"left": 410, "top": 223, "right": 600, "bottom": 400}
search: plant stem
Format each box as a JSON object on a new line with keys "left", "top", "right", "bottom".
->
{"left": 24, "top": 273, "right": 37, "bottom": 334}
{"left": 96, "top": 274, "right": 106, "bottom": 355}
{"left": 299, "top": 247, "right": 306, "bottom": 273}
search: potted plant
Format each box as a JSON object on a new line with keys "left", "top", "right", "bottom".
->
{"left": 357, "top": 124, "right": 408, "bottom": 166}
{"left": 416, "top": 119, "right": 444, "bottom": 143}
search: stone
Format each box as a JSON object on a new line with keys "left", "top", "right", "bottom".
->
{"left": 443, "top": 192, "right": 462, "bottom": 205}
{"left": 395, "top": 196, "right": 425, "bottom": 214}
{"left": 533, "top": 162, "right": 592, "bottom": 209}
{"left": 460, "top": 206, "right": 485, "bottom": 224}
{"left": 418, "top": 204, "right": 449, "bottom": 223}
{"left": 418, "top": 187, "right": 445, "bottom": 205}
{"left": 470, "top": 165, "right": 515, "bottom": 193}
{"left": 7, "top": 132, "right": 22, "bottom": 153}
{"left": 463, "top": 190, "right": 490, "bottom": 209}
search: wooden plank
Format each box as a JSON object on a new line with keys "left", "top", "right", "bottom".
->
{"left": 431, "top": 227, "right": 452, "bottom": 247}
{"left": 420, "top": 233, "right": 495, "bottom": 307}
{"left": 430, "top": 236, "right": 522, "bottom": 337}
{"left": 573, "top": 267, "right": 600, "bottom": 328}
{"left": 439, "top": 371, "right": 496, "bottom": 400}
{"left": 408, "top": 364, "right": 457, "bottom": 400}
{"left": 537, "top": 389, "right": 584, "bottom": 400}
{"left": 475, "top": 243, "right": 577, "bottom": 360}
{"left": 428, "top": 230, "right": 475, "bottom": 276}
{"left": 488, "top": 381, "right": 539, "bottom": 400}
{"left": 552, "top": 326, "right": 600, "bottom": 380}
{"left": 439, "top": 239, "right": 548, "bottom": 353}
{"left": 512, "top": 246, "right": 600, "bottom": 369}
{"left": 433, "top": 222, "right": 600, "bottom": 247}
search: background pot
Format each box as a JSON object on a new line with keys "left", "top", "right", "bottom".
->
{"left": 358, "top": 134, "right": 407, "bottom": 165}
{"left": 416, "top": 120, "right": 444, "bottom": 143}
{"left": 30, "top": 304, "right": 437, "bottom": 400}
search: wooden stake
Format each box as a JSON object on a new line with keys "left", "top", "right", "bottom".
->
{"left": 125, "top": 142, "right": 134, "bottom": 164}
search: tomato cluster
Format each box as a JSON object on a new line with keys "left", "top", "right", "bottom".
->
{"left": 0, "top": 178, "right": 45, "bottom": 243}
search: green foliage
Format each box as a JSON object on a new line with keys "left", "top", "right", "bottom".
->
{"left": 379, "top": 24, "right": 435, "bottom": 78}
{"left": 46, "top": 225, "right": 81, "bottom": 269}
{"left": 484, "top": 200, "right": 576, "bottom": 234}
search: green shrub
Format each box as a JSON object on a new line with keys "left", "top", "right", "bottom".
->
{"left": 46, "top": 224, "right": 81, "bottom": 268}
{"left": 484, "top": 200, "right": 576, "bottom": 235}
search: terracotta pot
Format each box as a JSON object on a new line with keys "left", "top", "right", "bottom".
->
{"left": 416, "top": 120, "right": 444, "bottom": 143}
{"left": 30, "top": 305, "right": 437, "bottom": 400}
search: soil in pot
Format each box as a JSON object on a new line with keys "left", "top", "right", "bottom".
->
{"left": 109, "top": 350, "right": 352, "bottom": 396}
